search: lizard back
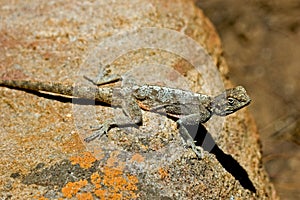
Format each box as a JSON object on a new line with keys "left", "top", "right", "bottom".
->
{"left": 132, "top": 85, "right": 212, "bottom": 116}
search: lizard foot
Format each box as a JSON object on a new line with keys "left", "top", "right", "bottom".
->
{"left": 178, "top": 125, "right": 203, "bottom": 159}
{"left": 84, "top": 121, "right": 112, "bottom": 142}
{"left": 191, "top": 144, "right": 204, "bottom": 159}
{"left": 185, "top": 139, "right": 203, "bottom": 159}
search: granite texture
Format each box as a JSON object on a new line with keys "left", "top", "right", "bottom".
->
{"left": 0, "top": 0, "right": 277, "bottom": 199}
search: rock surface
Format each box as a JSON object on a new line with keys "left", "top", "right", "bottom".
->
{"left": 0, "top": 0, "right": 277, "bottom": 199}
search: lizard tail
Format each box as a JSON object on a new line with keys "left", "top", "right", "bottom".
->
{"left": 0, "top": 79, "right": 75, "bottom": 96}
{"left": 0, "top": 79, "right": 114, "bottom": 104}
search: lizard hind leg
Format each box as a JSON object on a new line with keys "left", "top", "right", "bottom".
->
{"left": 84, "top": 119, "right": 116, "bottom": 142}
{"left": 84, "top": 95, "right": 143, "bottom": 143}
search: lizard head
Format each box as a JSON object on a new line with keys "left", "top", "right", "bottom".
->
{"left": 211, "top": 86, "right": 251, "bottom": 116}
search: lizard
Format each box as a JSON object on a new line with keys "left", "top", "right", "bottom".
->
{"left": 0, "top": 75, "right": 251, "bottom": 158}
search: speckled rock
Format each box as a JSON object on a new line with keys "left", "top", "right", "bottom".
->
{"left": 0, "top": 0, "right": 277, "bottom": 199}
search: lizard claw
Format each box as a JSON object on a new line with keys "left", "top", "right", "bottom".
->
{"left": 84, "top": 121, "right": 112, "bottom": 142}
{"left": 178, "top": 125, "right": 203, "bottom": 159}
{"left": 180, "top": 136, "right": 203, "bottom": 159}
{"left": 191, "top": 145, "right": 203, "bottom": 159}
{"left": 185, "top": 140, "right": 203, "bottom": 159}
{"left": 84, "top": 129, "right": 105, "bottom": 142}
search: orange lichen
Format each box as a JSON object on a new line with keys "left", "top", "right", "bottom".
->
{"left": 158, "top": 168, "right": 169, "bottom": 180}
{"left": 102, "top": 166, "right": 138, "bottom": 199}
{"left": 36, "top": 197, "right": 48, "bottom": 200}
{"left": 62, "top": 151, "right": 138, "bottom": 199}
{"left": 108, "top": 193, "right": 122, "bottom": 200}
{"left": 130, "top": 153, "right": 145, "bottom": 163}
{"left": 103, "top": 167, "right": 126, "bottom": 191}
{"left": 94, "top": 189, "right": 106, "bottom": 199}
{"left": 91, "top": 172, "right": 101, "bottom": 189}
{"left": 89, "top": 166, "right": 139, "bottom": 199}
{"left": 76, "top": 192, "right": 93, "bottom": 200}
{"left": 125, "top": 175, "right": 139, "bottom": 191}
{"left": 69, "top": 151, "right": 97, "bottom": 169}
{"left": 61, "top": 179, "right": 88, "bottom": 198}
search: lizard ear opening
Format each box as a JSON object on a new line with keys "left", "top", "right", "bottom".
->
{"left": 210, "top": 93, "right": 228, "bottom": 116}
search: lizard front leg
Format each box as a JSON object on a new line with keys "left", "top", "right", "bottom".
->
{"left": 84, "top": 95, "right": 142, "bottom": 142}
{"left": 177, "top": 110, "right": 211, "bottom": 158}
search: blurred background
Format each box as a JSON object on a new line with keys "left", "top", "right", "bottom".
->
{"left": 197, "top": 0, "right": 300, "bottom": 199}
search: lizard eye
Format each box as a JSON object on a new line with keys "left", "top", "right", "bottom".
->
{"left": 228, "top": 97, "right": 235, "bottom": 106}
